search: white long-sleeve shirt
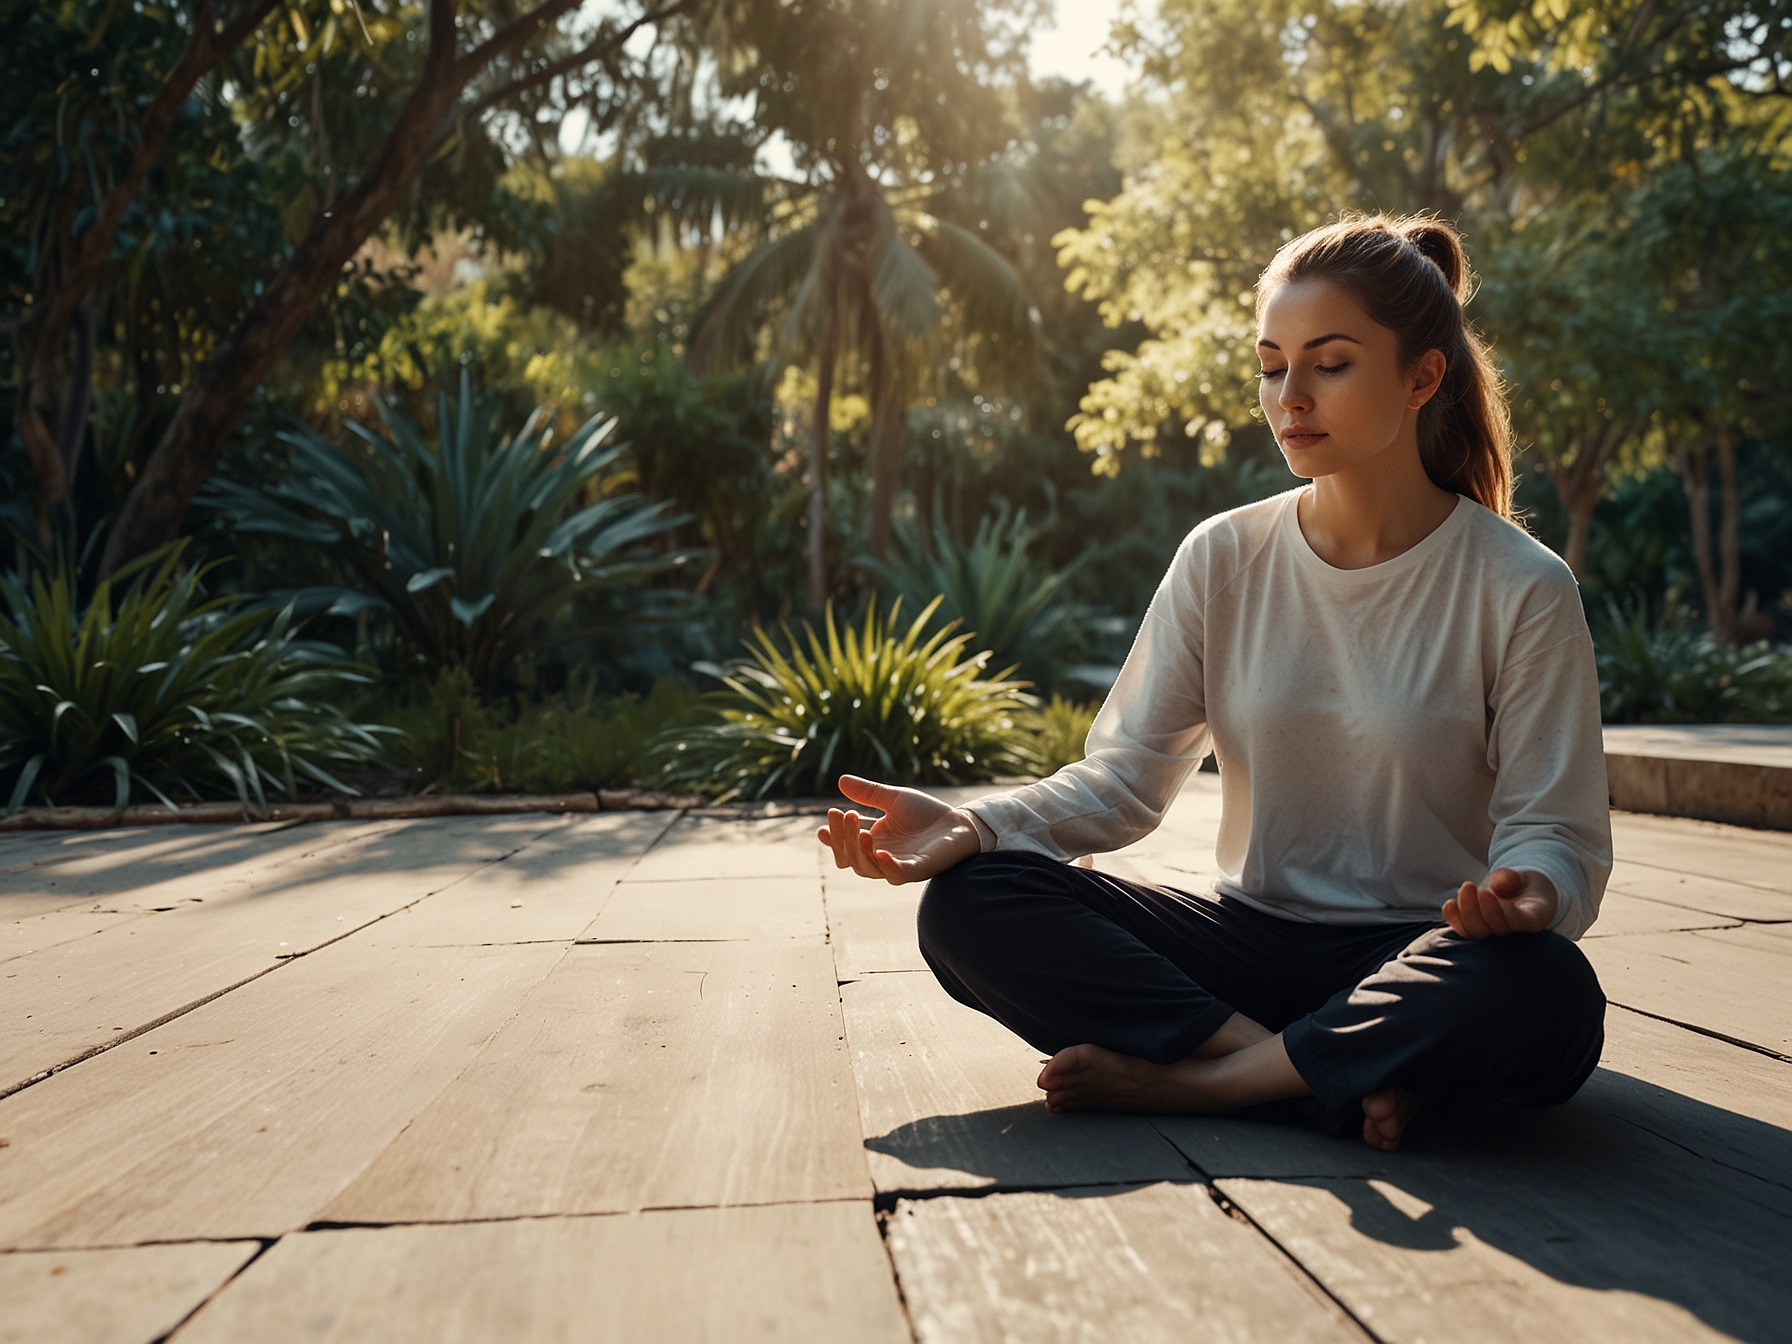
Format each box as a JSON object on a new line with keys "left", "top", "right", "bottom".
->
{"left": 966, "top": 489, "right": 1612, "bottom": 939}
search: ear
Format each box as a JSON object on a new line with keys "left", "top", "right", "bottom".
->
{"left": 1407, "top": 349, "right": 1447, "bottom": 410}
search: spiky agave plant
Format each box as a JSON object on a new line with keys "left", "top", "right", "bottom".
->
{"left": 0, "top": 544, "right": 392, "bottom": 814}
{"left": 653, "top": 597, "right": 1041, "bottom": 801}
{"left": 860, "top": 506, "right": 1090, "bottom": 688}
{"left": 203, "top": 371, "right": 698, "bottom": 689}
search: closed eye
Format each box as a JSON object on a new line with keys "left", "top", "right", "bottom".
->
{"left": 1257, "top": 363, "right": 1349, "bottom": 380}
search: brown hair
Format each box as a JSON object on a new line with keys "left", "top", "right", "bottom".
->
{"left": 1257, "top": 213, "right": 1513, "bottom": 518}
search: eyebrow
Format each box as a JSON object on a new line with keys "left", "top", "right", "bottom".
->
{"left": 1256, "top": 333, "right": 1364, "bottom": 351}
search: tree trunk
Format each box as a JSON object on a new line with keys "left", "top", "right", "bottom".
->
{"left": 1547, "top": 457, "right": 1601, "bottom": 581}
{"left": 807, "top": 302, "right": 841, "bottom": 609}
{"left": 866, "top": 345, "right": 906, "bottom": 562}
{"left": 98, "top": 0, "right": 680, "bottom": 574}
{"left": 100, "top": 16, "right": 469, "bottom": 574}
{"left": 1560, "top": 490, "right": 1595, "bottom": 581}
{"left": 1675, "top": 440, "right": 1721, "bottom": 636}
{"left": 1713, "top": 415, "right": 1740, "bottom": 644}
{"left": 11, "top": 0, "right": 281, "bottom": 550}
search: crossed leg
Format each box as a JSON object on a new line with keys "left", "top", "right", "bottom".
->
{"left": 918, "top": 852, "right": 1603, "bottom": 1147}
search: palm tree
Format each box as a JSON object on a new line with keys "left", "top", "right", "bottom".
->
{"left": 644, "top": 0, "right": 1039, "bottom": 607}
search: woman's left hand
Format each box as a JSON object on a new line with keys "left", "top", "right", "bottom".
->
{"left": 1443, "top": 868, "right": 1558, "bottom": 939}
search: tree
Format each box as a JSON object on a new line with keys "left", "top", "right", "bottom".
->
{"left": 3, "top": 0, "right": 694, "bottom": 575}
{"left": 1614, "top": 153, "right": 1792, "bottom": 641}
{"left": 1054, "top": 0, "right": 1792, "bottom": 543}
{"left": 645, "top": 0, "right": 1039, "bottom": 606}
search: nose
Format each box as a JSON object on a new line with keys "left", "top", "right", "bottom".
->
{"left": 1276, "top": 370, "right": 1313, "bottom": 415}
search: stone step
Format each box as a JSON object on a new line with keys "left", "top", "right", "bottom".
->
{"left": 1604, "top": 725, "right": 1792, "bottom": 830}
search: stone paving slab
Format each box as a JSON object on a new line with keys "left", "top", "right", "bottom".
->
{"left": 1217, "top": 1174, "right": 1752, "bottom": 1344}
{"left": 623, "top": 814, "right": 821, "bottom": 881}
{"left": 841, "top": 970, "right": 1194, "bottom": 1195}
{"left": 0, "top": 816, "right": 564, "bottom": 1093}
{"left": 824, "top": 868, "right": 929, "bottom": 978}
{"left": 1603, "top": 859, "right": 1792, "bottom": 922}
{"left": 0, "top": 1240, "right": 259, "bottom": 1344}
{"left": 1583, "top": 922, "right": 1792, "bottom": 1055}
{"left": 582, "top": 873, "right": 826, "bottom": 941}
{"left": 321, "top": 939, "right": 867, "bottom": 1224}
{"left": 176, "top": 1204, "right": 910, "bottom": 1344}
{"left": 352, "top": 812, "right": 676, "bottom": 946}
{"left": 1577, "top": 890, "right": 1739, "bottom": 937}
{"left": 0, "top": 939, "right": 564, "bottom": 1248}
{"left": 885, "top": 1182, "right": 1360, "bottom": 1344}
{"left": 1609, "top": 812, "right": 1792, "bottom": 892}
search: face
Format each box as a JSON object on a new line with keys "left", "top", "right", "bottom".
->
{"left": 1255, "top": 278, "right": 1444, "bottom": 480}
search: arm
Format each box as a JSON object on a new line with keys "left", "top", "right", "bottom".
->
{"left": 963, "top": 531, "right": 1213, "bottom": 861}
{"left": 1472, "top": 570, "right": 1612, "bottom": 939}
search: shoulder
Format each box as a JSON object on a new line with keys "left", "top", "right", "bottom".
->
{"left": 1458, "top": 501, "right": 1576, "bottom": 587}
{"left": 1171, "top": 487, "right": 1299, "bottom": 580}
{"left": 1454, "top": 501, "right": 1589, "bottom": 651}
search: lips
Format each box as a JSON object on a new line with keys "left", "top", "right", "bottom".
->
{"left": 1281, "top": 426, "right": 1327, "bottom": 447}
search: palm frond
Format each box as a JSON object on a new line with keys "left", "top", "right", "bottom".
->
{"left": 869, "top": 208, "right": 944, "bottom": 344}
{"left": 688, "top": 224, "right": 820, "bottom": 374}
{"left": 920, "top": 216, "right": 1039, "bottom": 353}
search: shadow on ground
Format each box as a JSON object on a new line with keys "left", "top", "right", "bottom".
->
{"left": 868, "top": 1068, "right": 1792, "bottom": 1344}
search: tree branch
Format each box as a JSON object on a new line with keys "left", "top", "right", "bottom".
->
{"left": 434, "top": 0, "right": 691, "bottom": 151}
{"left": 43, "top": 0, "right": 280, "bottom": 339}
{"left": 452, "top": 0, "right": 585, "bottom": 84}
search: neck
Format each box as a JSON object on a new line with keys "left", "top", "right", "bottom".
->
{"left": 1297, "top": 436, "right": 1458, "bottom": 570}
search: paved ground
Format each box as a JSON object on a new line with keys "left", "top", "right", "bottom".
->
{"left": 0, "top": 777, "right": 1787, "bottom": 1343}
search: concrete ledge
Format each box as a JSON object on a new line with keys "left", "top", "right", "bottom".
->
{"left": 0, "top": 788, "right": 703, "bottom": 833}
{"left": 1605, "top": 725, "right": 1792, "bottom": 830}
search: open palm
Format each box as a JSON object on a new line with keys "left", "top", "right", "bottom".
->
{"left": 816, "top": 775, "right": 981, "bottom": 885}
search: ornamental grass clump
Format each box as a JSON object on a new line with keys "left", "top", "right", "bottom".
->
{"left": 654, "top": 597, "right": 1041, "bottom": 800}
{"left": 0, "top": 545, "right": 392, "bottom": 814}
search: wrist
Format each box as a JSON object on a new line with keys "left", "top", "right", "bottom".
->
{"left": 955, "top": 807, "right": 996, "bottom": 853}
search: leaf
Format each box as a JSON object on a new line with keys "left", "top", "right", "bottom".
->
{"left": 6, "top": 755, "right": 45, "bottom": 816}
{"left": 405, "top": 566, "right": 457, "bottom": 594}
{"left": 450, "top": 593, "right": 497, "bottom": 626}
{"left": 100, "top": 755, "right": 131, "bottom": 813}
{"left": 112, "top": 712, "right": 139, "bottom": 744}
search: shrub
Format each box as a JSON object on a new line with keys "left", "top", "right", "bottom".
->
{"left": 1021, "top": 695, "right": 1100, "bottom": 775}
{"left": 0, "top": 546, "right": 390, "bottom": 813}
{"left": 653, "top": 597, "right": 1041, "bottom": 800}
{"left": 861, "top": 507, "right": 1091, "bottom": 688}
{"left": 1593, "top": 597, "right": 1792, "bottom": 723}
{"left": 378, "top": 669, "right": 706, "bottom": 794}
{"left": 204, "top": 372, "right": 698, "bottom": 690}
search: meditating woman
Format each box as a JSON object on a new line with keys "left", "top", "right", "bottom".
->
{"left": 817, "top": 213, "right": 1610, "bottom": 1152}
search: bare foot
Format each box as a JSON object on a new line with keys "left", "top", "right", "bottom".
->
{"left": 1037, "top": 1044, "right": 1212, "bottom": 1113}
{"left": 1037, "top": 1034, "right": 1312, "bottom": 1115}
{"left": 1361, "top": 1088, "right": 1424, "bottom": 1151}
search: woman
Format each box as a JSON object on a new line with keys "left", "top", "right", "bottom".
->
{"left": 817, "top": 213, "right": 1610, "bottom": 1152}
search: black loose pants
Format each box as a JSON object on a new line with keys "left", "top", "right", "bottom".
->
{"left": 917, "top": 852, "right": 1606, "bottom": 1135}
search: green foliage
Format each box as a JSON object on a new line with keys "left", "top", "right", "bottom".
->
{"left": 377, "top": 668, "right": 705, "bottom": 794}
{"left": 654, "top": 598, "right": 1040, "bottom": 800}
{"left": 1021, "top": 695, "right": 1100, "bottom": 775}
{"left": 861, "top": 508, "right": 1091, "bottom": 688}
{"left": 0, "top": 546, "right": 389, "bottom": 814}
{"left": 205, "top": 373, "right": 698, "bottom": 689}
{"left": 1592, "top": 599, "right": 1792, "bottom": 724}
{"left": 595, "top": 356, "right": 797, "bottom": 619}
{"left": 1053, "top": 0, "right": 1792, "bottom": 474}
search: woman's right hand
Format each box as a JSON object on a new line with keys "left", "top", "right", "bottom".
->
{"left": 816, "top": 774, "right": 982, "bottom": 885}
